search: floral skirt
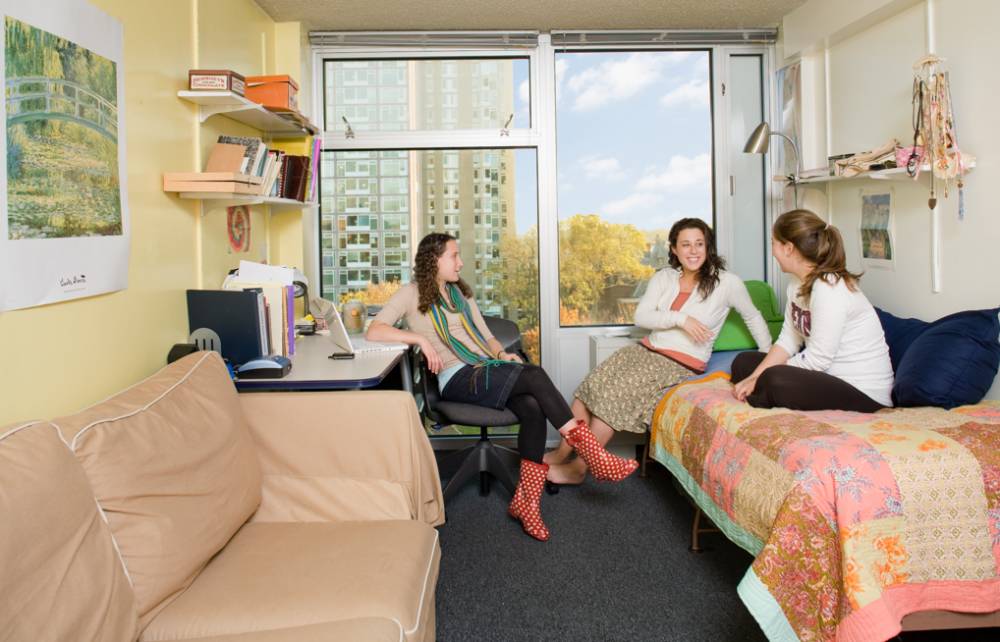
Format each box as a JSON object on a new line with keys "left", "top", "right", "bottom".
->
{"left": 574, "top": 344, "right": 695, "bottom": 434}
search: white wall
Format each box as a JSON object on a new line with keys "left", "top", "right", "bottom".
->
{"left": 781, "top": 0, "right": 1000, "bottom": 399}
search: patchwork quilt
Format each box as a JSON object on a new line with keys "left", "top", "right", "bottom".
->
{"left": 649, "top": 373, "right": 1000, "bottom": 642}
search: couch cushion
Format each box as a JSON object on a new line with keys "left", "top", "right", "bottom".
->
{"left": 140, "top": 520, "right": 439, "bottom": 642}
{"left": 52, "top": 351, "right": 262, "bottom": 623}
{"left": 0, "top": 421, "right": 137, "bottom": 641}
{"left": 178, "top": 618, "right": 404, "bottom": 642}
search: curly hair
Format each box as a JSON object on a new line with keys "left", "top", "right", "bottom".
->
{"left": 414, "top": 232, "right": 473, "bottom": 313}
{"left": 773, "top": 209, "right": 861, "bottom": 302}
{"left": 667, "top": 218, "right": 726, "bottom": 299}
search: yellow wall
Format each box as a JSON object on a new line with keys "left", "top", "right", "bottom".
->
{"left": 197, "top": 0, "right": 276, "bottom": 287}
{"left": 0, "top": 0, "right": 311, "bottom": 425}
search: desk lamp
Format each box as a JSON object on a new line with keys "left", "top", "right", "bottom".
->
{"left": 744, "top": 121, "right": 800, "bottom": 208}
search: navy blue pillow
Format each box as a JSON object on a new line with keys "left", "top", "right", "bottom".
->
{"left": 874, "top": 308, "right": 930, "bottom": 372}
{"left": 888, "top": 307, "right": 1000, "bottom": 408}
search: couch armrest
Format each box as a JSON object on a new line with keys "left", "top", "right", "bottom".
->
{"left": 238, "top": 390, "right": 444, "bottom": 527}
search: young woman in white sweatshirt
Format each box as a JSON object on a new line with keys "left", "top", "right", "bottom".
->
{"left": 731, "top": 209, "right": 893, "bottom": 412}
{"left": 545, "top": 218, "right": 772, "bottom": 485}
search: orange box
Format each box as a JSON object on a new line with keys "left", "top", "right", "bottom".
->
{"left": 245, "top": 75, "right": 299, "bottom": 111}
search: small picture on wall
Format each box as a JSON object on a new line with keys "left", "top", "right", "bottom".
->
{"left": 227, "top": 205, "right": 251, "bottom": 253}
{"left": 859, "top": 189, "right": 894, "bottom": 269}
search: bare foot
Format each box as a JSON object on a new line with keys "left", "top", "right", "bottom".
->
{"left": 547, "top": 458, "right": 587, "bottom": 485}
{"left": 542, "top": 450, "right": 564, "bottom": 465}
{"left": 542, "top": 444, "right": 572, "bottom": 465}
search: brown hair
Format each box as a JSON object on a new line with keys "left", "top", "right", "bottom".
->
{"left": 667, "top": 217, "right": 726, "bottom": 299}
{"left": 414, "top": 232, "right": 473, "bottom": 313}
{"left": 773, "top": 209, "right": 861, "bottom": 301}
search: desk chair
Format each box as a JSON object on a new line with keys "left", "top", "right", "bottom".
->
{"left": 415, "top": 316, "right": 527, "bottom": 500}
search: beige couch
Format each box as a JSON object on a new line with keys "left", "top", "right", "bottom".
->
{"left": 0, "top": 351, "right": 444, "bottom": 642}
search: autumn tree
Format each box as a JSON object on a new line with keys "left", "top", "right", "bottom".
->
{"left": 486, "top": 230, "right": 541, "bottom": 359}
{"left": 558, "top": 214, "right": 653, "bottom": 323}
{"left": 340, "top": 280, "right": 402, "bottom": 306}
{"left": 490, "top": 229, "right": 540, "bottom": 328}
{"left": 484, "top": 214, "right": 655, "bottom": 360}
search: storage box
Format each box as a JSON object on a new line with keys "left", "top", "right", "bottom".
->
{"left": 245, "top": 75, "right": 298, "bottom": 111}
{"left": 188, "top": 69, "right": 245, "bottom": 95}
{"left": 163, "top": 172, "right": 262, "bottom": 186}
{"left": 163, "top": 172, "right": 262, "bottom": 195}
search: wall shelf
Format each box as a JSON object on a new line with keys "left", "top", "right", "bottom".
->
{"left": 178, "top": 90, "right": 318, "bottom": 138}
{"left": 176, "top": 192, "right": 318, "bottom": 212}
{"left": 794, "top": 161, "right": 976, "bottom": 185}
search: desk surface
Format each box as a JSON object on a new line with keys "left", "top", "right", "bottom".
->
{"left": 235, "top": 333, "right": 408, "bottom": 392}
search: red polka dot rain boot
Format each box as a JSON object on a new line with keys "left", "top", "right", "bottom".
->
{"left": 508, "top": 459, "right": 550, "bottom": 541}
{"left": 566, "top": 419, "right": 638, "bottom": 482}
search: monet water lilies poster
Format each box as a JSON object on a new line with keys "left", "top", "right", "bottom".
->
{"left": 0, "top": 0, "right": 128, "bottom": 311}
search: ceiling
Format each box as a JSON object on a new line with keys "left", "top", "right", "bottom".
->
{"left": 253, "top": 0, "right": 806, "bottom": 33}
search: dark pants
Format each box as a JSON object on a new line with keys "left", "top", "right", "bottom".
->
{"left": 441, "top": 363, "right": 573, "bottom": 463}
{"left": 731, "top": 351, "right": 885, "bottom": 413}
{"left": 504, "top": 365, "right": 574, "bottom": 463}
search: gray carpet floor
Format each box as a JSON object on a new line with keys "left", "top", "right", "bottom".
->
{"left": 434, "top": 459, "right": 1000, "bottom": 642}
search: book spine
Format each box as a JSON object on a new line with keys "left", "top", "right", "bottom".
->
{"left": 286, "top": 285, "right": 295, "bottom": 356}
{"left": 309, "top": 137, "right": 321, "bottom": 202}
{"left": 258, "top": 293, "right": 269, "bottom": 356}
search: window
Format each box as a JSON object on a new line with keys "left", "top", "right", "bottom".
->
{"left": 556, "top": 50, "right": 713, "bottom": 326}
{"left": 324, "top": 57, "right": 531, "bottom": 132}
{"left": 316, "top": 37, "right": 765, "bottom": 373}
{"left": 319, "top": 149, "right": 538, "bottom": 357}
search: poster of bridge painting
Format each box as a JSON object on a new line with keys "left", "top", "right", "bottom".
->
{"left": 0, "top": 0, "right": 128, "bottom": 311}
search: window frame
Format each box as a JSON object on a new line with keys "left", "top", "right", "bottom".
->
{"left": 310, "top": 43, "right": 549, "bottom": 360}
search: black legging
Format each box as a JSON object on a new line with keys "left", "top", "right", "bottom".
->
{"left": 731, "top": 351, "right": 885, "bottom": 413}
{"left": 505, "top": 364, "right": 574, "bottom": 463}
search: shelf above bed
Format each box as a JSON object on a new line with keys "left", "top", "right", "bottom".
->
{"left": 794, "top": 161, "right": 976, "bottom": 184}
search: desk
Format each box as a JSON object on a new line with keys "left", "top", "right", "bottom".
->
{"left": 235, "top": 333, "right": 411, "bottom": 392}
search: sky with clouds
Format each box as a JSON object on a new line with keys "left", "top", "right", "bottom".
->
{"left": 541, "top": 51, "right": 713, "bottom": 234}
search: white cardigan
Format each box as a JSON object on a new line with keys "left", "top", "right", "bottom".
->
{"left": 634, "top": 269, "right": 772, "bottom": 365}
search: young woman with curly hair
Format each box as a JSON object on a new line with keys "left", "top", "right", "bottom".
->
{"left": 731, "top": 209, "right": 893, "bottom": 412}
{"left": 367, "top": 232, "right": 637, "bottom": 541}
{"left": 545, "top": 218, "right": 773, "bottom": 485}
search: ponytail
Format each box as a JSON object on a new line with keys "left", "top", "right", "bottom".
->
{"left": 773, "top": 209, "right": 862, "bottom": 301}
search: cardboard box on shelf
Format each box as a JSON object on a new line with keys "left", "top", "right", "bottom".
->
{"left": 245, "top": 75, "right": 298, "bottom": 111}
{"left": 162, "top": 174, "right": 262, "bottom": 194}
{"left": 163, "top": 172, "right": 262, "bottom": 185}
{"left": 188, "top": 69, "right": 246, "bottom": 95}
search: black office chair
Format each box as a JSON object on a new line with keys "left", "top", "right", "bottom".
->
{"left": 413, "top": 316, "right": 528, "bottom": 500}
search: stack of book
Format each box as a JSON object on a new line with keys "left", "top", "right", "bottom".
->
{"left": 221, "top": 277, "right": 296, "bottom": 358}
{"left": 163, "top": 136, "right": 315, "bottom": 202}
{"left": 269, "top": 153, "right": 310, "bottom": 202}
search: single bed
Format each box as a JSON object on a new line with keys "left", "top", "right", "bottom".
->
{"left": 648, "top": 371, "right": 1000, "bottom": 642}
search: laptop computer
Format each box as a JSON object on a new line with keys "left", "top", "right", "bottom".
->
{"left": 320, "top": 303, "right": 408, "bottom": 359}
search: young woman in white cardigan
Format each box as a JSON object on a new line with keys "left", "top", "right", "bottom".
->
{"left": 545, "top": 218, "right": 773, "bottom": 485}
{"left": 731, "top": 209, "right": 893, "bottom": 412}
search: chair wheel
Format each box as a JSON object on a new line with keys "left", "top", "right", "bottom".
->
{"left": 479, "top": 472, "right": 491, "bottom": 496}
{"left": 545, "top": 481, "right": 559, "bottom": 495}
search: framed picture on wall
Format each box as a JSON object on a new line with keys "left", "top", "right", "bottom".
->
{"left": 859, "top": 188, "right": 894, "bottom": 270}
{"left": 0, "top": 0, "right": 129, "bottom": 311}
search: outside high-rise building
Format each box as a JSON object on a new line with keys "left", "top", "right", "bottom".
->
{"left": 320, "top": 59, "right": 516, "bottom": 316}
